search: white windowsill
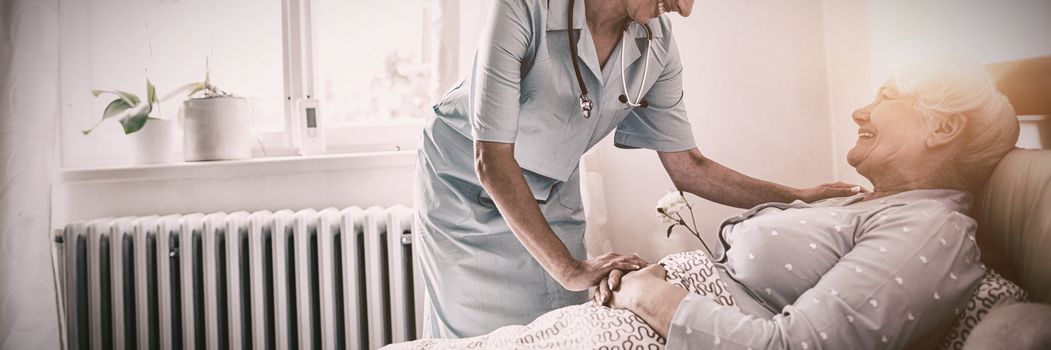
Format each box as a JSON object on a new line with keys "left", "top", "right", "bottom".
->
{"left": 60, "top": 151, "right": 417, "bottom": 184}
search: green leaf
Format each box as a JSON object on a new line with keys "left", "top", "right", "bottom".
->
{"left": 91, "top": 89, "right": 141, "bottom": 106}
{"left": 147, "top": 79, "right": 158, "bottom": 104}
{"left": 666, "top": 225, "right": 675, "bottom": 238}
{"left": 82, "top": 98, "right": 134, "bottom": 135}
{"left": 187, "top": 82, "right": 207, "bottom": 97}
{"left": 119, "top": 104, "right": 153, "bottom": 134}
{"left": 120, "top": 114, "right": 150, "bottom": 134}
{"left": 102, "top": 99, "right": 132, "bottom": 120}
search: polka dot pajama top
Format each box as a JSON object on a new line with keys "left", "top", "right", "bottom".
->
{"left": 667, "top": 189, "right": 985, "bottom": 350}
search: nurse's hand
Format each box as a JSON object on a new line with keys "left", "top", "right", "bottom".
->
{"left": 793, "top": 181, "right": 869, "bottom": 203}
{"left": 557, "top": 253, "right": 649, "bottom": 291}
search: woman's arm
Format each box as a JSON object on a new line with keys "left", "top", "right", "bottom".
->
{"left": 659, "top": 149, "right": 862, "bottom": 208}
{"left": 611, "top": 205, "right": 984, "bottom": 349}
{"left": 606, "top": 19, "right": 859, "bottom": 208}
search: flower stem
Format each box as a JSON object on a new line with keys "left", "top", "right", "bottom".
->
{"left": 681, "top": 192, "right": 701, "bottom": 238}
{"left": 674, "top": 212, "right": 714, "bottom": 257}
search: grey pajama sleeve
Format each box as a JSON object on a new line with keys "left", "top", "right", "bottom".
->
{"left": 667, "top": 208, "right": 985, "bottom": 350}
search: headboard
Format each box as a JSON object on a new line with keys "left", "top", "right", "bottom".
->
{"left": 988, "top": 56, "right": 1051, "bottom": 148}
{"left": 987, "top": 56, "right": 1051, "bottom": 116}
{"left": 976, "top": 56, "right": 1051, "bottom": 303}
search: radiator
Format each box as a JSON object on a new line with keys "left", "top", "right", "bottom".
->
{"left": 52, "top": 205, "right": 421, "bottom": 350}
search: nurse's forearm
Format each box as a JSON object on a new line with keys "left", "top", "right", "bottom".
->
{"left": 474, "top": 141, "right": 579, "bottom": 283}
{"left": 659, "top": 149, "right": 798, "bottom": 209}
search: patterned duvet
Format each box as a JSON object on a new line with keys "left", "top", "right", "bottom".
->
{"left": 383, "top": 250, "right": 732, "bottom": 350}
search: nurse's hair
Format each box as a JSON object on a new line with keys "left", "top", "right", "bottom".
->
{"left": 888, "top": 60, "right": 1019, "bottom": 189}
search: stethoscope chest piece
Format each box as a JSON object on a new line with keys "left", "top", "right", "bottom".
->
{"left": 579, "top": 94, "right": 593, "bottom": 119}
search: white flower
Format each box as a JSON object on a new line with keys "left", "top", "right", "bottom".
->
{"left": 656, "top": 190, "right": 713, "bottom": 256}
{"left": 656, "top": 211, "right": 678, "bottom": 224}
{"left": 656, "top": 191, "right": 687, "bottom": 220}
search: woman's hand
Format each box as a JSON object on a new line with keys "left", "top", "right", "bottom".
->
{"left": 794, "top": 181, "right": 869, "bottom": 203}
{"left": 597, "top": 264, "right": 668, "bottom": 309}
{"left": 602, "top": 264, "right": 686, "bottom": 338}
{"left": 556, "top": 253, "right": 650, "bottom": 291}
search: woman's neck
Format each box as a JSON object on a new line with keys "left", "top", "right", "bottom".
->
{"left": 863, "top": 172, "right": 968, "bottom": 202}
{"left": 584, "top": 0, "right": 629, "bottom": 36}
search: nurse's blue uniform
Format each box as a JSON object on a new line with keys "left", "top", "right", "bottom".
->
{"left": 414, "top": 0, "right": 696, "bottom": 338}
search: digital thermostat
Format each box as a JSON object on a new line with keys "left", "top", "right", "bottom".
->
{"left": 295, "top": 99, "right": 325, "bottom": 156}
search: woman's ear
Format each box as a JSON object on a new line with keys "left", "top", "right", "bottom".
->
{"left": 927, "top": 114, "right": 967, "bottom": 148}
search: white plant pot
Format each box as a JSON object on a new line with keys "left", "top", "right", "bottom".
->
{"left": 129, "top": 118, "right": 176, "bottom": 165}
{"left": 181, "top": 97, "right": 253, "bottom": 162}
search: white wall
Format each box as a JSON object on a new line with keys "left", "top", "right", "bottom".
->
{"left": 587, "top": 0, "right": 839, "bottom": 262}
{"left": 822, "top": 0, "right": 874, "bottom": 188}
{"left": 0, "top": 0, "right": 61, "bottom": 348}
{"left": 824, "top": 0, "right": 1051, "bottom": 187}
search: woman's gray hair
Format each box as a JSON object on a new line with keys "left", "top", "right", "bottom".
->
{"left": 889, "top": 61, "right": 1020, "bottom": 189}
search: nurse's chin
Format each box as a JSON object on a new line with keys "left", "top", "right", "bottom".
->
{"left": 627, "top": 9, "right": 660, "bottom": 24}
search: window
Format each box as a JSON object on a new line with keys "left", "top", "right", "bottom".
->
{"left": 312, "top": 0, "right": 433, "bottom": 125}
{"left": 61, "top": 0, "right": 464, "bottom": 167}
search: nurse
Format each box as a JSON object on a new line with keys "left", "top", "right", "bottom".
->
{"left": 414, "top": 0, "right": 860, "bottom": 338}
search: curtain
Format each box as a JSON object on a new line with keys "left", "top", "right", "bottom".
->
{"left": 430, "top": 0, "right": 460, "bottom": 99}
{"left": 0, "top": 0, "right": 61, "bottom": 348}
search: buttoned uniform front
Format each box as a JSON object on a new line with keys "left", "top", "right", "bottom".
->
{"left": 413, "top": 0, "right": 696, "bottom": 338}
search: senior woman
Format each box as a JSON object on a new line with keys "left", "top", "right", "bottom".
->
{"left": 415, "top": 0, "right": 859, "bottom": 339}
{"left": 600, "top": 62, "right": 1020, "bottom": 349}
{"left": 389, "top": 62, "right": 1020, "bottom": 349}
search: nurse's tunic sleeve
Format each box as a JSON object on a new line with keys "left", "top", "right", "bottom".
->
{"left": 469, "top": 0, "right": 534, "bottom": 144}
{"left": 614, "top": 17, "right": 696, "bottom": 152}
{"left": 666, "top": 207, "right": 984, "bottom": 350}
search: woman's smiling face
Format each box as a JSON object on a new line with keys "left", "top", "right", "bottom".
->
{"left": 847, "top": 85, "right": 933, "bottom": 175}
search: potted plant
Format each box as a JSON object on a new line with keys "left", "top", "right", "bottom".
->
{"left": 85, "top": 60, "right": 255, "bottom": 163}
{"left": 83, "top": 79, "right": 177, "bottom": 165}
{"left": 171, "top": 63, "right": 253, "bottom": 162}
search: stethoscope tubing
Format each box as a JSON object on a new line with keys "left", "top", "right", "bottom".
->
{"left": 568, "top": 0, "right": 654, "bottom": 119}
{"left": 620, "top": 23, "right": 653, "bottom": 108}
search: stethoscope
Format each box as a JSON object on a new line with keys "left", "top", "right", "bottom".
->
{"left": 568, "top": 0, "right": 654, "bottom": 119}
